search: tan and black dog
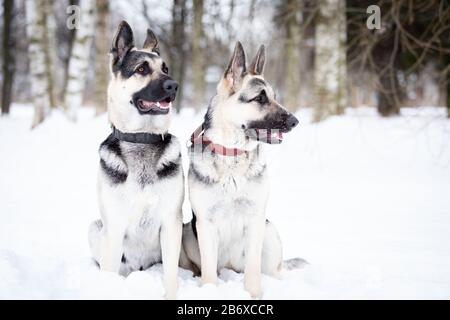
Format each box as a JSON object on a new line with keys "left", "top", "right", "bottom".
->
{"left": 88, "top": 21, "right": 184, "bottom": 299}
{"left": 180, "top": 42, "right": 305, "bottom": 298}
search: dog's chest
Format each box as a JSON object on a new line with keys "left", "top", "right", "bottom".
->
{"left": 123, "top": 145, "right": 160, "bottom": 187}
{"left": 119, "top": 145, "right": 167, "bottom": 230}
{"left": 117, "top": 147, "right": 166, "bottom": 271}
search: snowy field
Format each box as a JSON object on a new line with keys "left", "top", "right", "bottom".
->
{"left": 1, "top": 104, "right": 450, "bottom": 299}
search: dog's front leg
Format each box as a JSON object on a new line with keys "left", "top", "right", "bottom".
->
{"left": 99, "top": 223, "right": 126, "bottom": 273}
{"left": 244, "top": 215, "right": 265, "bottom": 298}
{"left": 197, "top": 218, "right": 218, "bottom": 285}
{"left": 160, "top": 217, "right": 182, "bottom": 299}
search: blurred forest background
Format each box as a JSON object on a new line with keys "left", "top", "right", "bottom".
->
{"left": 0, "top": 0, "right": 449, "bottom": 128}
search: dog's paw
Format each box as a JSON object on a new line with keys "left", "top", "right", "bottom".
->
{"left": 164, "top": 281, "right": 178, "bottom": 300}
{"left": 244, "top": 279, "right": 262, "bottom": 299}
{"left": 201, "top": 276, "right": 217, "bottom": 286}
{"left": 164, "top": 291, "right": 177, "bottom": 300}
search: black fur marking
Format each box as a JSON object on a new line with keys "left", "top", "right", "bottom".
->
{"left": 99, "top": 135, "right": 127, "bottom": 184}
{"left": 113, "top": 50, "right": 158, "bottom": 78}
{"left": 131, "top": 76, "right": 176, "bottom": 115}
{"left": 246, "top": 110, "right": 291, "bottom": 132}
{"left": 202, "top": 105, "right": 214, "bottom": 131}
{"left": 156, "top": 153, "right": 181, "bottom": 179}
{"left": 192, "top": 211, "right": 198, "bottom": 240}
{"left": 134, "top": 134, "right": 173, "bottom": 188}
{"left": 100, "top": 134, "right": 122, "bottom": 156}
{"left": 100, "top": 159, "right": 127, "bottom": 184}
{"left": 238, "top": 94, "right": 248, "bottom": 103}
{"left": 248, "top": 78, "right": 266, "bottom": 88}
{"left": 190, "top": 163, "right": 217, "bottom": 185}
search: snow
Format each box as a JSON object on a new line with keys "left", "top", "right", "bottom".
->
{"left": 1, "top": 104, "right": 450, "bottom": 299}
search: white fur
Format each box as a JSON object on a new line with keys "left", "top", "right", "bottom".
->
{"left": 185, "top": 149, "right": 283, "bottom": 298}
{"left": 92, "top": 140, "right": 184, "bottom": 299}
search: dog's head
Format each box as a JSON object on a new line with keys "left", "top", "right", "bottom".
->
{"left": 108, "top": 21, "right": 178, "bottom": 134}
{"left": 213, "top": 42, "right": 299, "bottom": 145}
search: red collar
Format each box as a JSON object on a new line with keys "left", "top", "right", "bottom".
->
{"left": 190, "top": 124, "right": 247, "bottom": 157}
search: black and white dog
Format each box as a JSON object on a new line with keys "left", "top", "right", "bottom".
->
{"left": 180, "top": 42, "right": 305, "bottom": 298}
{"left": 88, "top": 21, "right": 184, "bottom": 299}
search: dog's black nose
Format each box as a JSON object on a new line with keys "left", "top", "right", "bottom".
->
{"left": 286, "top": 114, "right": 299, "bottom": 129}
{"left": 163, "top": 79, "right": 178, "bottom": 94}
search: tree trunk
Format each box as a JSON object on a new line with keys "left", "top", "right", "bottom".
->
{"left": 171, "top": 0, "right": 187, "bottom": 113}
{"left": 377, "top": 70, "right": 401, "bottom": 116}
{"left": 447, "top": 70, "right": 450, "bottom": 118}
{"left": 44, "top": 0, "right": 58, "bottom": 108}
{"left": 26, "top": 0, "right": 51, "bottom": 128}
{"left": 192, "top": 0, "right": 205, "bottom": 108}
{"left": 63, "top": 0, "right": 96, "bottom": 121}
{"left": 94, "top": 0, "right": 109, "bottom": 115}
{"left": 373, "top": 22, "right": 401, "bottom": 117}
{"left": 284, "top": 0, "right": 301, "bottom": 111}
{"left": 337, "top": 0, "right": 347, "bottom": 111}
{"left": 61, "top": 0, "right": 78, "bottom": 102}
{"left": 1, "top": 0, "right": 15, "bottom": 115}
{"left": 313, "top": 0, "right": 346, "bottom": 122}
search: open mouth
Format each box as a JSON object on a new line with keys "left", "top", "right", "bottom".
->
{"left": 245, "top": 128, "right": 284, "bottom": 144}
{"left": 136, "top": 97, "right": 173, "bottom": 114}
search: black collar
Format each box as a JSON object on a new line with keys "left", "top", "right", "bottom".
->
{"left": 112, "top": 126, "right": 170, "bottom": 144}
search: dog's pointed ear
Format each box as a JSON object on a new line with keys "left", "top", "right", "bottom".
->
{"left": 143, "top": 29, "right": 160, "bottom": 54}
{"left": 249, "top": 45, "right": 265, "bottom": 75}
{"left": 111, "top": 21, "right": 134, "bottom": 66}
{"left": 223, "top": 41, "right": 246, "bottom": 93}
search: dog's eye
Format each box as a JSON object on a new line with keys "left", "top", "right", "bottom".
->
{"left": 252, "top": 90, "right": 268, "bottom": 104}
{"left": 136, "top": 63, "right": 150, "bottom": 76}
{"left": 162, "top": 63, "right": 169, "bottom": 74}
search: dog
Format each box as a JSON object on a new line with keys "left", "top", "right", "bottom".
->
{"left": 179, "top": 42, "right": 305, "bottom": 298}
{"left": 88, "top": 21, "right": 184, "bottom": 299}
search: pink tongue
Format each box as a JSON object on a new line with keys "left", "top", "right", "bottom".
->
{"left": 159, "top": 101, "right": 171, "bottom": 109}
{"left": 139, "top": 99, "right": 172, "bottom": 110}
{"left": 141, "top": 100, "right": 157, "bottom": 109}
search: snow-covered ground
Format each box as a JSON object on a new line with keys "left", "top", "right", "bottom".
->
{"left": 1, "top": 105, "right": 450, "bottom": 299}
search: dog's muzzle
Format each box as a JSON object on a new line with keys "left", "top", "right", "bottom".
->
{"left": 245, "top": 113, "right": 299, "bottom": 144}
{"left": 132, "top": 78, "right": 178, "bottom": 115}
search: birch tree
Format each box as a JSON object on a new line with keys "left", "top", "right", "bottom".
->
{"left": 64, "top": 0, "right": 96, "bottom": 121}
{"left": 313, "top": 0, "right": 347, "bottom": 122}
{"left": 61, "top": 0, "right": 78, "bottom": 102}
{"left": 45, "top": 0, "right": 58, "bottom": 108}
{"left": 94, "top": 0, "right": 109, "bottom": 115}
{"left": 26, "top": 0, "right": 51, "bottom": 128}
